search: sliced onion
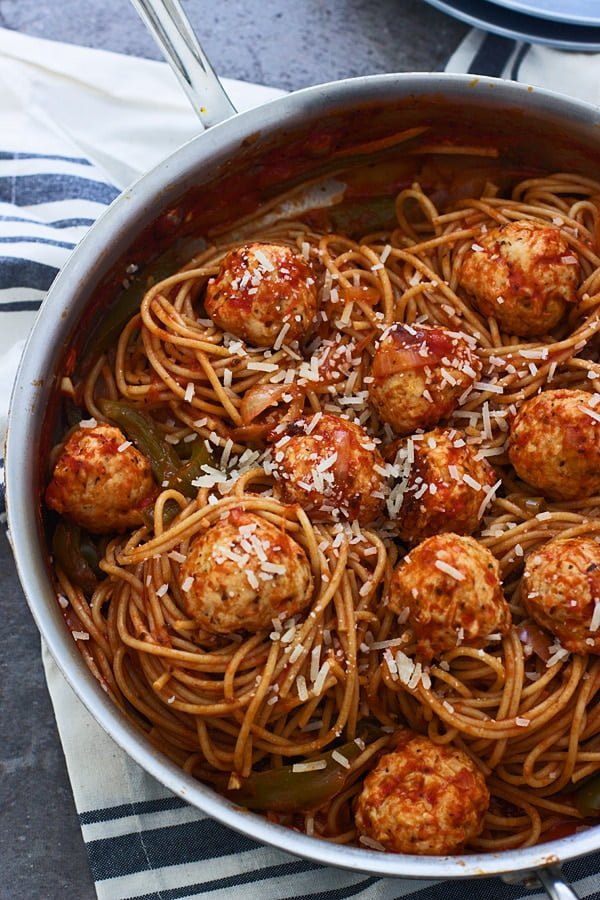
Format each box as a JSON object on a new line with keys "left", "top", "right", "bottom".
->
{"left": 241, "top": 384, "right": 290, "bottom": 424}
{"left": 373, "top": 324, "right": 455, "bottom": 378}
{"left": 516, "top": 621, "right": 552, "bottom": 663}
{"left": 332, "top": 428, "right": 352, "bottom": 481}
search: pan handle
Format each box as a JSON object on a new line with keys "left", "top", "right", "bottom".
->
{"left": 536, "top": 866, "right": 580, "bottom": 900}
{"left": 129, "top": 0, "right": 237, "bottom": 128}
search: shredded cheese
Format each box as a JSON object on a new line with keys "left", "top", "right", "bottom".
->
{"left": 435, "top": 560, "right": 465, "bottom": 581}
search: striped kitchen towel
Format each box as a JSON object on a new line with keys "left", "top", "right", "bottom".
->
{"left": 444, "top": 29, "right": 600, "bottom": 104}
{"left": 3, "top": 22, "right": 600, "bottom": 900}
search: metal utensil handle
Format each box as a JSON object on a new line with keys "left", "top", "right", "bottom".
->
{"left": 537, "top": 866, "right": 580, "bottom": 900}
{"left": 129, "top": 0, "right": 237, "bottom": 127}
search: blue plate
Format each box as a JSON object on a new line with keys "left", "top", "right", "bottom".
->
{"left": 487, "top": 0, "right": 600, "bottom": 27}
{"left": 423, "top": 0, "right": 600, "bottom": 50}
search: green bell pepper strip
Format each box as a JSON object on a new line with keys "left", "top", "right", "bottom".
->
{"left": 52, "top": 522, "right": 99, "bottom": 595}
{"left": 86, "top": 279, "right": 148, "bottom": 360}
{"left": 167, "top": 435, "right": 213, "bottom": 499}
{"left": 99, "top": 399, "right": 214, "bottom": 528}
{"left": 143, "top": 435, "right": 212, "bottom": 527}
{"left": 223, "top": 730, "right": 381, "bottom": 814}
{"left": 98, "top": 399, "right": 181, "bottom": 484}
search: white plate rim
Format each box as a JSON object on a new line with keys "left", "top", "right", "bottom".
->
{"left": 423, "top": 0, "right": 600, "bottom": 51}
{"left": 485, "top": 0, "right": 600, "bottom": 28}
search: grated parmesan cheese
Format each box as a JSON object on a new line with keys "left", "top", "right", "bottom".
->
{"left": 292, "top": 760, "right": 327, "bottom": 773}
{"left": 462, "top": 473, "right": 482, "bottom": 491}
{"left": 359, "top": 835, "right": 386, "bottom": 851}
{"left": 546, "top": 645, "right": 569, "bottom": 667}
{"left": 313, "top": 660, "right": 330, "bottom": 695}
{"left": 168, "top": 550, "right": 187, "bottom": 563}
{"left": 310, "top": 645, "right": 322, "bottom": 683}
{"left": 473, "top": 381, "right": 504, "bottom": 395}
{"left": 289, "top": 644, "right": 303, "bottom": 664}
{"left": 583, "top": 407, "right": 600, "bottom": 424}
{"left": 247, "top": 361, "right": 278, "bottom": 372}
{"left": 331, "top": 750, "right": 351, "bottom": 769}
{"left": 380, "top": 244, "right": 392, "bottom": 263}
{"left": 435, "top": 559, "right": 465, "bottom": 581}
{"left": 477, "top": 479, "right": 502, "bottom": 519}
{"left": 370, "top": 637, "right": 406, "bottom": 651}
{"left": 590, "top": 600, "right": 600, "bottom": 633}
{"left": 253, "top": 248, "right": 275, "bottom": 271}
{"left": 383, "top": 649, "right": 398, "bottom": 677}
{"left": 296, "top": 675, "right": 308, "bottom": 701}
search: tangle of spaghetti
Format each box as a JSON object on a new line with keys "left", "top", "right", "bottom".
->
{"left": 48, "top": 168, "right": 600, "bottom": 853}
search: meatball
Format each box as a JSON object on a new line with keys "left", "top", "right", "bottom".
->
{"left": 355, "top": 731, "right": 489, "bottom": 855}
{"left": 390, "top": 429, "right": 499, "bottom": 543}
{"left": 458, "top": 220, "right": 579, "bottom": 337}
{"left": 45, "top": 423, "right": 155, "bottom": 534}
{"left": 508, "top": 389, "right": 600, "bottom": 501}
{"left": 269, "top": 413, "right": 386, "bottom": 524}
{"left": 204, "top": 242, "right": 318, "bottom": 348}
{"left": 369, "top": 323, "right": 480, "bottom": 436}
{"left": 389, "top": 533, "right": 511, "bottom": 661}
{"left": 179, "top": 509, "right": 313, "bottom": 633}
{"left": 523, "top": 537, "right": 600, "bottom": 655}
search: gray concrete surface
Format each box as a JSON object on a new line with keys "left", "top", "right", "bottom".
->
{"left": 0, "top": 2, "right": 465, "bottom": 898}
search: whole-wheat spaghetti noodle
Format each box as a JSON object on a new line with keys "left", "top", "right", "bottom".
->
{"left": 48, "top": 168, "right": 600, "bottom": 853}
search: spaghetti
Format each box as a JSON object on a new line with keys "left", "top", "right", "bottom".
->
{"left": 47, "top": 169, "right": 600, "bottom": 853}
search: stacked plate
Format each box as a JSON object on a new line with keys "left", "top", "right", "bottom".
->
{"left": 423, "top": 0, "right": 600, "bottom": 51}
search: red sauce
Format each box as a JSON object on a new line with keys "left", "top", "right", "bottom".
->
{"left": 372, "top": 325, "right": 455, "bottom": 380}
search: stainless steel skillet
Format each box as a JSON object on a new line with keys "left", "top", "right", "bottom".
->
{"left": 6, "top": 1, "right": 600, "bottom": 897}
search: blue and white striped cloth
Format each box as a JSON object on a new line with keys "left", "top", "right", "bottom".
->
{"left": 4, "top": 24, "right": 600, "bottom": 900}
{"left": 0, "top": 155, "right": 119, "bottom": 523}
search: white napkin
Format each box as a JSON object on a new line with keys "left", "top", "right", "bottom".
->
{"left": 3, "top": 22, "right": 600, "bottom": 900}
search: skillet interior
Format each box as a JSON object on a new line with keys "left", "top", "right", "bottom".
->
{"left": 7, "top": 72, "right": 600, "bottom": 879}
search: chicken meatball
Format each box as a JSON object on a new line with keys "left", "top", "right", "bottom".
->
{"left": 390, "top": 429, "right": 499, "bottom": 543}
{"left": 269, "top": 413, "right": 386, "bottom": 524}
{"left": 179, "top": 509, "right": 313, "bottom": 633}
{"left": 204, "top": 242, "right": 318, "bottom": 347}
{"left": 355, "top": 731, "right": 489, "bottom": 855}
{"left": 369, "top": 323, "right": 480, "bottom": 436}
{"left": 45, "top": 423, "right": 155, "bottom": 534}
{"left": 458, "top": 220, "right": 579, "bottom": 337}
{"left": 389, "top": 533, "right": 511, "bottom": 660}
{"left": 523, "top": 537, "right": 600, "bottom": 655}
{"left": 508, "top": 389, "right": 600, "bottom": 501}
